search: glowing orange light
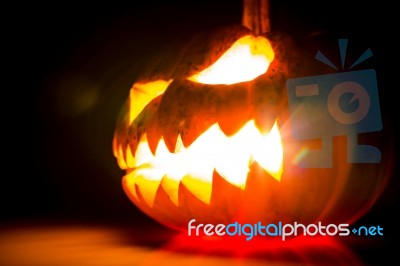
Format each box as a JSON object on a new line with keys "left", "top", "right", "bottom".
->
{"left": 188, "top": 35, "right": 274, "bottom": 85}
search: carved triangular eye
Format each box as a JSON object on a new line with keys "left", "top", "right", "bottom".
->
{"left": 188, "top": 35, "right": 274, "bottom": 85}
{"left": 128, "top": 80, "right": 172, "bottom": 124}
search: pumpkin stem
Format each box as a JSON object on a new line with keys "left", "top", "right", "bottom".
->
{"left": 242, "top": 0, "right": 270, "bottom": 35}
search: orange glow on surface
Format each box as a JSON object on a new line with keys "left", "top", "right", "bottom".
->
{"left": 123, "top": 120, "right": 283, "bottom": 206}
{"left": 0, "top": 223, "right": 369, "bottom": 266}
{"left": 166, "top": 233, "right": 365, "bottom": 263}
{"left": 188, "top": 35, "right": 274, "bottom": 85}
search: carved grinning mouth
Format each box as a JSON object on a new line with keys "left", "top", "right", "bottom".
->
{"left": 121, "top": 119, "right": 282, "bottom": 206}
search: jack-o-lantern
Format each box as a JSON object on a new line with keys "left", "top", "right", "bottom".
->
{"left": 112, "top": 1, "right": 392, "bottom": 231}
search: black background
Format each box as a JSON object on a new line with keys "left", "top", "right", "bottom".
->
{"left": 2, "top": 0, "right": 398, "bottom": 264}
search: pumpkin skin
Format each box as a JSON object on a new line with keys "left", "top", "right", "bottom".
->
{"left": 113, "top": 24, "right": 392, "bottom": 231}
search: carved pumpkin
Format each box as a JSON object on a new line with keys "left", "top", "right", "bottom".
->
{"left": 113, "top": 18, "right": 391, "bottom": 231}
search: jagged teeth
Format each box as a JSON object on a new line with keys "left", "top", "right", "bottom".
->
{"left": 160, "top": 177, "right": 180, "bottom": 206}
{"left": 115, "top": 144, "right": 128, "bottom": 170}
{"left": 180, "top": 175, "right": 213, "bottom": 205}
{"left": 162, "top": 130, "right": 179, "bottom": 153}
{"left": 131, "top": 167, "right": 163, "bottom": 208}
{"left": 146, "top": 126, "right": 161, "bottom": 156}
{"left": 121, "top": 120, "right": 282, "bottom": 207}
{"left": 122, "top": 171, "right": 139, "bottom": 202}
{"left": 125, "top": 145, "right": 136, "bottom": 169}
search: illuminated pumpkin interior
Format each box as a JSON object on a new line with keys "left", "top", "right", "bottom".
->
{"left": 188, "top": 35, "right": 274, "bottom": 85}
{"left": 114, "top": 34, "right": 282, "bottom": 207}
